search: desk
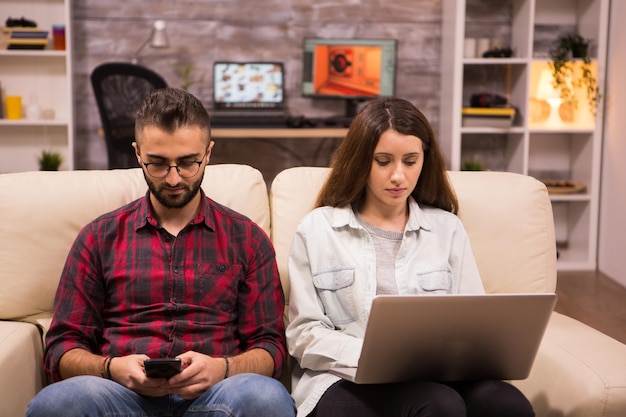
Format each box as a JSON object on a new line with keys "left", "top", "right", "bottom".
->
{"left": 211, "top": 128, "right": 348, "bottom": 139}
{"left": 209, "top": 128, "right": 347, "bottom": 186}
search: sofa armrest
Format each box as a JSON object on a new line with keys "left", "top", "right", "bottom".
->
{"left": 0, "top": 321, "right": 45, "bottom": 417}
{"left": 512, "top": 312, "right": 626, "bottom": 417}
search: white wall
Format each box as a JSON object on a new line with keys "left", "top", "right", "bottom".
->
{"left": 598, "top": 0, "right": 626, "bottom": 286}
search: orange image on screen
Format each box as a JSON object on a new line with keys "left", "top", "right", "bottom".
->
{"left": 313, "top": 45, "right": 382, "bottom": 97}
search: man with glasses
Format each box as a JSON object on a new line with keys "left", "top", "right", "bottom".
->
{"left": 27, "top": 88, "right": 295, "bottom": 417}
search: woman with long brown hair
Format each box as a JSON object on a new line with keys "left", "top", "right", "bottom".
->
{"left": 286, "top": 97, "right": 534, "bottom": 417}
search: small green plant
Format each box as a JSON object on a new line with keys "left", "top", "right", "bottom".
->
{"left": 175, "top": 63, "right": 195, "bottom": 91}
{"left": 549, "top": 33, "right": 600, "bottom": 115}
{"left": 461, "top": 159, "right": 484, "bottom": 171}
{"left": 37, "top": 150, "right": 63, "bottom": 171}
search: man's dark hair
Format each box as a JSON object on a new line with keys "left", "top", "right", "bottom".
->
{"left": 135, "top": 88, "right": 211, "bottom": 145}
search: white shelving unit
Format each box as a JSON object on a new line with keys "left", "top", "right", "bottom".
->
{"left": 0, "top": 0, "right": 74, "bottom": 172}
{"left": 440, "top": 0, "right": 609, "bottom": 270}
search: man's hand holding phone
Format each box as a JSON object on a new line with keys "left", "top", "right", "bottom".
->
{"left": 144, "top": 358, "right": 183, "bottom": 379}
{"left": 105, "top": 354, "right": 172, "bottom": 397}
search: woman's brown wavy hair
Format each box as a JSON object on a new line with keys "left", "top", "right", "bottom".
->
{"left": 315, "top": 97, "right": 458, "bottom": 214}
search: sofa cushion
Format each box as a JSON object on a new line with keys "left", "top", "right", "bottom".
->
{"left": 512, "top": 312, "right": 626, "bottom": 416}
{"left": 0, "top": 164, "right": 269, "bottom": 322}
{"left": 270, "top": 167, "right": 330, "bottom": 303}
{"left": 269, "top": 167, "right": 557, "bottom": 309}
{"left": 448, "top": 170, "right": 557, "bottom": 294}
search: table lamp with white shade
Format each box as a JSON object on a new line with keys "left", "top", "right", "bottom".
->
{"left": 534, "top": 68, "right": 567, "bottom": 126}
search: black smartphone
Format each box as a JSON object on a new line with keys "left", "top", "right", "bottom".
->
{"left": 144, "top": 358, "right": 182, "bottom": 379}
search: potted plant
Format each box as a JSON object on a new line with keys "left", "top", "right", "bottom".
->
{"left": 461, "top": 159, "right": 484, "bottom": 171}
{"left": 548, "top": 33, "right": 600, "bottom": 115}
{"left": 175, "top": 63, "right": 195, "bottom": 91}
{"left": 37, "top": 150, "right": 63, "bottom": 171}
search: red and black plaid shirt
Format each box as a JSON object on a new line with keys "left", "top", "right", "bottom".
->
{"left": 44, "top": 190, "right": 286, "bottom": 381}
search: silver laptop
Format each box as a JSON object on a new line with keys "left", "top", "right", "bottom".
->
{"left": 329, "top": 293, "right": 557, "bottom": 384}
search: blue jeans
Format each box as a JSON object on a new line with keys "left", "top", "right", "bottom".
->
{"left": 27, "top": 373, "right": 296, "bottom": 417}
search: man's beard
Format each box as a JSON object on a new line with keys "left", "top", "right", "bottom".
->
{"left": 143, "top": 170, "right": 204, "bottom": 209}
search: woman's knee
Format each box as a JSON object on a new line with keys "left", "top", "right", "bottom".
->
{"left": 485, "top": 382, "right": 534, "bottom": 417}
{"left": 454, "top": 380, "right": 534, "bottom": 417}
{"left": 413, "top": 382, "right": 466, "bottom": 416}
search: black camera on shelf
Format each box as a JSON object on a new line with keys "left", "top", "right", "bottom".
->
{"left": 5, "top": 17, "right": 37, "bottom": 28}
{"left": 482, "top": 47, "right": 513, "bottom": 58}
{"left": 470, "top": 93, "right": 508, "bottom": 108}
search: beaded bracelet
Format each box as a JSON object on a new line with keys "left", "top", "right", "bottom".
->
{"left": 222, "top": 356, "right": 230, "bottom": 379}
{"left": 106, "top": 356, "right": 113, "bottom": 379}
{"left": 100, "top": 355, "right": 111, "bottom": 379}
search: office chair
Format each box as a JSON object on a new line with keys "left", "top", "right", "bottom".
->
{"left": 91, "top": 62, "right": 168, "bottom": 169}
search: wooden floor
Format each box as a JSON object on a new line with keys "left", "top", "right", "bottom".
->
{"left": 555, "top": 270, "right": 626, "bottom": 344}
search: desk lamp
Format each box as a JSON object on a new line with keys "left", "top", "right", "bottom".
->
{"left": 132, "top": 20, "right": 169, "bottom": 65}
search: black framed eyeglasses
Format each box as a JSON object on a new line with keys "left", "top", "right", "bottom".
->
{"left": 140, "top": 153, "right": 207, "bottom": 178}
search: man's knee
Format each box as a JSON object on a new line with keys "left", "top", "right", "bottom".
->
{"left": 27, "top": 376, "right": 106, "bottom": 417}
{"left": 214, "top": 374, "right": 295, "bottom": 416}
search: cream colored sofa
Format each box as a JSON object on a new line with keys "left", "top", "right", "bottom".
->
{"left": 270, "top": 167, "right": 626, "bottom": 417}
{"left": 1, "top": 165, "right": 625, "bottom": 417}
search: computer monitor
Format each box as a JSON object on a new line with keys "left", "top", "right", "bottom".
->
{"left": 302, "top": 37, "right": 398, "bottom": 118}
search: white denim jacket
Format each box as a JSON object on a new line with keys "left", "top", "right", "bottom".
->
{"left": 286, "top": 198, "right": 484, "bottom": 416}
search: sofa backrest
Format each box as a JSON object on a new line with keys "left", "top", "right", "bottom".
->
{"left": 270, "top": 167, "right": 557, "bottom": 310}
{"left": 0, "top": 164, "right": 269, "bottom": 322}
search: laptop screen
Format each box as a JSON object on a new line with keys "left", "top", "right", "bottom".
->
{"left": 213, "top": 62, "right": 285, "bottom": 110}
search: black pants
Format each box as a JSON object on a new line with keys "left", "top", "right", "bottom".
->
{"left": 310, "top": 379, "right": 534, "bottom": 417}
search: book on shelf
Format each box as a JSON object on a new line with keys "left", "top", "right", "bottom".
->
{"left": 461, "top": 107, "right": 515, "bottom": 128}
{"left": 1, "top": 26, "right": 49, "bottom": 50}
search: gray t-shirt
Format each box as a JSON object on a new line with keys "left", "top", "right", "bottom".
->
{"left": 356, "top": 212, "right": 403, "bottom": 295}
